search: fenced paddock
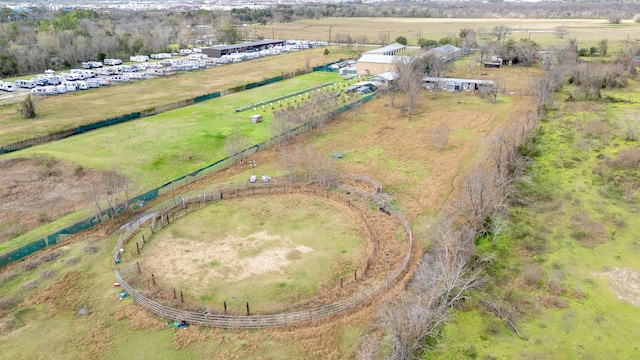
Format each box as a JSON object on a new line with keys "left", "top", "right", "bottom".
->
{"left": 234, "top": 82, "right": 334, "bottom": 112}
{"left": 113, "top": 177, "right": 412, "bottom": 329}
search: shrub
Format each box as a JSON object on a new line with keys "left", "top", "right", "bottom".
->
{"left": 22, "top": 260, "right": 42, "bottom": 271}
{"left": 0, "top": 297, "right": 18, "bottom": 310}
{"left": 18, "top": 94, "right": 37, "bottom": 119}
{"left": 39, "top": 251, "right": 60, "bottom": 262}
{"left": 615, "top": 147, "right": 640, "bottom": 170}
{"left": 522, "top": 264, "right": 544, "bottom": 287}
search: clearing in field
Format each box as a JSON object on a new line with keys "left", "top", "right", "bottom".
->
{"left": 138, "top": 194, "right": 367, "bottom": 312}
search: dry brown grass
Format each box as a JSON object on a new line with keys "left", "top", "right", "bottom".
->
{"left": 257, "top": 18, "right": 640, "bottom": 49}
{"left": 0, "top": 157, "right": 106, "bottom": 245}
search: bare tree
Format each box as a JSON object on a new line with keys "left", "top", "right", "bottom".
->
{"left": 482, "top": 296, "right": 521, "bottom": 336}
{"left": 269, "top": 111, "right": 296, "bottom": 146}
{"left": 18, "top": 94, "right": 37, "bottom": 119}
{"left": 450, "top": 165, "right": 502, "bottom": 236}
{"left": 277, "top": 143, "right": 302, "bottom": 183}
{"left": 224, "top": 128, "right": 251, "bottom": 164}
{"left": 355, "top": 335, "right": 379, "bottom": 360}
{"left": 376, "top": 216, "right": 484, "bottom": 359}
{"left": 427, "top": 122, "right": 450, "bottom": 152}
{"left": 620, "top": 111, "right": 640, "bottom": 141}
{"left": 490, "top": 25, "right": 511, "bottom": 42}
{"left": 554, "top": 26, "right": 568, "bottom": 39}
{"left": 394, "top": 56, "right": 424, "bottom": 117}
{"left": 420, "top": 52, "right": 448, "bottom": 78}
{"left": 86, "top": 168, "right": 133, "bottom": 220}
{"left": 478, "top": 41, "right": 493, "bottom": 64}
{"left": 301, "top": 146, "right": 336, "bottom": 186}
{"left": 386, "top": 84, "right": 399, "bottom": 109}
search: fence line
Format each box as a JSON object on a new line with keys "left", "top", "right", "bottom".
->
{"left": 1, "top": 89, "right": 375, "bottom": 269}
{"left": 234, "top": 82, "right": 335, "bottom": 112}
{"left": 113, "top": 178, "right": 413, "bottom": 329}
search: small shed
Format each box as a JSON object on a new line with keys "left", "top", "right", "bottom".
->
{"left": 251, "top": 114, "right": 263, "bottom": 123}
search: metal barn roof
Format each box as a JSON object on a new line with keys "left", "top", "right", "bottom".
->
{"left": 364, "top": 42, "right": 406, "bottom": 55}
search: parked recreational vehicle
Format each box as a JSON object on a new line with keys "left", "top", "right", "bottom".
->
{"left": 0, "top": 81, "right": 15, "bottom": 92}
{"left": 104, "top": 58, "right": 122, "bottom": 66}
{"left": 187, "top": 53, "right": 208, "bottom": 60}
{"left": 128, "top": 72, "right": 147, "bottom": 80}
{"left": 86, "top": 79, "right": 101, "bottom": 88}
{"left": 47, "top": 76, "right": 62, "bottom": 85}
{"left": 121, "top": 65, "right": 138, "bottom": 72}
{"left": 15, "top": 79, "right": 37, "bottom": 89}
{"left": 129, "top": 55, "right": 149, "bottom": 62}
{"left": 150, "top": 53, "right": 171, "bottom": 60}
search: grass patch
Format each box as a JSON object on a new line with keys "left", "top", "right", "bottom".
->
{"left": 432, "top": 81, "right": 640, "bottom": 358}
{"left": 6, "top": 72, "right": 346, "bottom": 190}
{"left": 137, "top": 194, "right": 365, "bottom": 311}
{"left": 0, "top": 48, "right": 353, "bottom": 146}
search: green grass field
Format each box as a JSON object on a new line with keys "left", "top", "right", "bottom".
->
{"left": 5, "top": 72, "right": 346, "bottom": 190}
{"left": 137, "top": 195, "right": 365, "bottom": 312}
{"left": 425, "top": 79, "right": 640, "bottom": 359}
{"left": 0, "top": 47, "right": 356, "bottom": 146}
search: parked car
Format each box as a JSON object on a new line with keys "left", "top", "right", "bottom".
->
{"left": 357, "top": 86, "right": 372, "bottom": 95}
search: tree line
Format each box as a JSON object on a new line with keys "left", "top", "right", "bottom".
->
{"left": 0, "top": 9, "right": 239, "bottom": 77}
{"left": 226, "top": 2, "right": 640, "bottom": 23}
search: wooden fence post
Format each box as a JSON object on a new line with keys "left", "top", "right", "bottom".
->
{"left": 224, "top": 301, "right": 227, "bottom": 314}
{"left": 173, "top": 288, "right": 177, "bottom": 299}
{"left": 354, "top": 269, "right": 357, "bottom": 282}
{"left": 151, "top": 274, "right": 155, "bottom": 285}
{"left": 246, "top": 302, "right": 250, "bottom": 316}
{"left": 180, "top": 290, "right": 184, "bottom": 303}
{"left": 136, "top": 242, "right": 140, "bottom": 255}
{"left": 341, "top": 277, "right": 344, "bottom": 288}
{"left": 136, "top": 261, "right": 141, "bottom": 273}
{"left": 141, "top": 234, "right": 145, "bottom": 243}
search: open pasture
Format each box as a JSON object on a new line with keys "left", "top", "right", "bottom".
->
{"left": 0, "top": 48, "right": 351, "bottom": 146}
{"left": 0, "top": 76, "right": 529, "bottom": 359}
{"left": 260, "top": 17, "right": 640, "bottom": 50}
{"left": 5, "top": 72, "right": 347, "bottom": 190}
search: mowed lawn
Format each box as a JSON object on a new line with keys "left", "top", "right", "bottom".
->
{"left": 138, "top": 195, "right": 365, "bottom": 312}
{"left": 258, "top": 17, "right": 640, "bottom": 50}
{"left": 7, "top": 72, "right": 345, "bottom": 190}
{"left": 0, "top": 47, "right": 350, "bottom": 146}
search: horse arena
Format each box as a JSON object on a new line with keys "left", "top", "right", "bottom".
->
{"left": 113, "top": 176, "right": 413, "bottom": 329}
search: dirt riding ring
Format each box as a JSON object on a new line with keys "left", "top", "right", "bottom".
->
{"left": 113, "top": 175, "right": 413, "bottom": 329}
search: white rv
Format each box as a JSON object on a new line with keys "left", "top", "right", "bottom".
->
{"left": 129, "top": 55, "right": 149, "bottom": 62}
{"left": 0, "top": 81, "right": 15, "bottom": 92}
{"left": 15, "top": 79, "right": 37, "bottom": 89}
{"left": 104, "top": 58, "right": 123, "bottom": 66}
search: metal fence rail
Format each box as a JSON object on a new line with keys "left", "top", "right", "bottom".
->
{"left": 234, "top": 82, "right": 334, "bottom": 112}
{"left": 114, "top": 179, "right": 413, "bottom": 329}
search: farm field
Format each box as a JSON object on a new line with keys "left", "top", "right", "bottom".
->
{"left": 0, "top": 50, "right": 529, "bottom": 358}
{"left": 259, "top": 17, "right": 640, "bottom": 51}
{"left": 0, "top": 47, "right": 352, "bottom": 146}
{"left": 4, "top": 71, "right": 345, "bottom": 189}
{"left": 5, "top": 13, "right": 638, "bottom": 357}
{"left": 0, "top": 70, "right": 356, "bottom": 254}
{"left": 425, "top": 80, "right": 640, "bottom": 358}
